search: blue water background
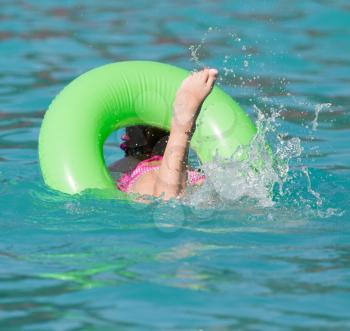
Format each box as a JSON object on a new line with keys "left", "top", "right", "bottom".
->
{"left": 1, "top": 1, "right": 350, "bottom": 330}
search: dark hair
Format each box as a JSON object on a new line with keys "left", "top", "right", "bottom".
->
{"left": 120, "top": 125, "right": 169, "bottom": 160}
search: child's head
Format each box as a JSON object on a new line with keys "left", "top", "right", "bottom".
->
{"left": 120, "top": 125, "right": 169, "bottom": 160}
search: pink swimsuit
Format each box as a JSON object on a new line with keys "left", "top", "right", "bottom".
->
{"left": 117, "top": 155, "right": 205, "bottom": 192}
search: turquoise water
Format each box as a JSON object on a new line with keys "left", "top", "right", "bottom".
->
{"left": 1, "top": 1, "right": 350, "bottom": 330}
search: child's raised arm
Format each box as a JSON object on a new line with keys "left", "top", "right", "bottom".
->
{"left": 153, "top": 68, "right": 218, "bottom": 200}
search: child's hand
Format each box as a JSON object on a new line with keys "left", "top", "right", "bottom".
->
{"left": 172, "top": 68, "right": 218, "bottom": 133}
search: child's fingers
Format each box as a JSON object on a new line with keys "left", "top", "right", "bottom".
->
{"left": 206, "top": 68, "right": 218, "bottom": 87}
{"left": 200, "top": 68, "right": 210, "bottom": 82}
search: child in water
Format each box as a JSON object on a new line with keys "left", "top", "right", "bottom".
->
{"left": 110, "top": 68, "right": 218, "bottom": 200}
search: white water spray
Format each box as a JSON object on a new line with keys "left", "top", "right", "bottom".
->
{"left": 185, "top": 29, "right": 334, "bottom": 215}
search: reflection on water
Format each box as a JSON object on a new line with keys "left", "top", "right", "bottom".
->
{"left": 1, "top": 0, "right": 350, "bottom": 330}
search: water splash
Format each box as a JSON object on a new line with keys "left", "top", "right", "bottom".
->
{"left": 186, "top": 30, "right": 340, "bottom": 218}
{"left": 188, "top": 27, "right": 262, "bottom": 91}
{"left": 187, "top": 104, "right": 302, "bottom": 208}
{"left": 311, "top": 103, "right": 332, "bottom": 131}
{"left": 301, "top": 166, "right": 322, "bottom": 207}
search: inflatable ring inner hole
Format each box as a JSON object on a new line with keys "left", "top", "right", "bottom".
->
{"left": 104, "top": 126, "right": 201, "bottom": 179}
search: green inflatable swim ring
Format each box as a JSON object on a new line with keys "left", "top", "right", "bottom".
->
{"left": 39, "top": 61, "right": 256, "bottom": 197}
